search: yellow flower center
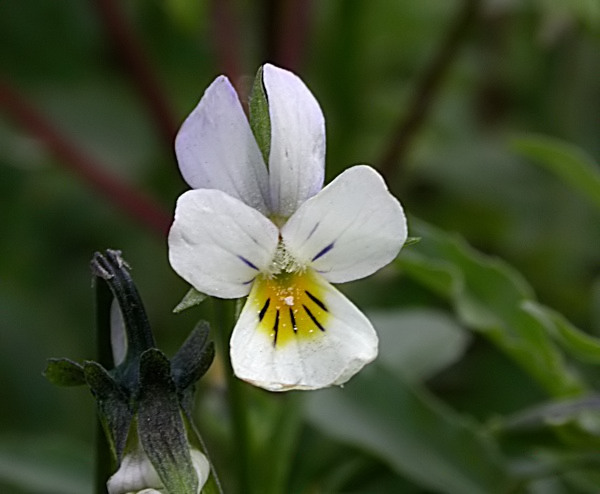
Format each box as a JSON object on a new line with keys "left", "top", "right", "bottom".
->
{"left": 249, "top": 270, "right": 330, "bottom": 347}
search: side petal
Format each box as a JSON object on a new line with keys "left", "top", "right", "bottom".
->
{"left": 230, "top": 271, "right": 378, "bottom": 391}
{"left": 175, "top": 76, "right": 270, "bottom": 214}
{"left": 281, "top": 165, "right": 407, "bottom": 283}
{"left": 263, "top": 64, "right": 325, "bottom": 218}
{"left": 168, "top": 189, "right": 279, "bottom": 298}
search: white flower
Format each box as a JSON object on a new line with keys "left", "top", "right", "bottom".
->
{"left": 169, "top": 64, "right": 407, "bottom": 391}
{"left": 107, "top": 443, "right": 210, "bottom": 494}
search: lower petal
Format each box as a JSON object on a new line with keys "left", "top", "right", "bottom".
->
{"left": 230, "top": 270, "right": 378, "bottom": 391}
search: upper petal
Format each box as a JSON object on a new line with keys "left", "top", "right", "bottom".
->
{"left": 230, "top": 270, "right": 378, "bottom": 391}
{"left": 175, "top": 76, "right": 270, "bottom": 214}
{"left": 263, "top": 64, "right": 325, "bottom": 218}
{"left": 281, "top": 165, "right": 407, "bottom": 283}
{"left": 168, "top": 189, "right": 279, "bottom": 298}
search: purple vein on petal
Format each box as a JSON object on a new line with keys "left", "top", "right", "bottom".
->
{"left": 306, "top": 221, "right": 320, "bottom": 240}
{"left": 238, "top": 255, "right": 259, "bottom": 270}
{"left": 311, "top": 242, "right": 334, "bottom": 262}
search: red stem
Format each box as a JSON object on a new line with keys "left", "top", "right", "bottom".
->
{"left": 378, "top": 0, "right": 480, "bottom": 182}
{"left": 0, "top": 78, "right": 172, "bottom": 236}
{"left": 92, "top": 0, "right": 179, "bottom": 147}
{"left": 210, "top": 0, "right": 243, "bottom": 86}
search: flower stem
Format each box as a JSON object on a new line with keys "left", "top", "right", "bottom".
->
{"left": 94, "top": 268, "right": 116, "bottom": 494}
{"left": 212, "top": 299, "right": 253, "bottom": 494}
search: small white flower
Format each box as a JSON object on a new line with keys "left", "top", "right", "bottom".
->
{"left": 169, "top": 64, "right": 407, "bottom": 391}
{"left": 107, "top": 442, "right": 210, "bottom": 494}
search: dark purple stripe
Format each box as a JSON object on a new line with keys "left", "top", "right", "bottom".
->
{"left": 238, "top": 255, "right": 259, "bottom": 270}
{"left": 311, "top": 242, "right": 334, "bottom": 262}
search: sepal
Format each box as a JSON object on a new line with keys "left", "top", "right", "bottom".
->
{"left": 138, "top": 349, "right": 199, "bottom": 494}
{"left": 84, "top": 360, "right": 133, "bottom": 462}
{"left": 171, "top": 321, "right": 215, "bottom": 394}
{"left": 43, "top": 358, "right": 86, "bottom": 386}
{"left": 249, "top": 65, "right": 271, "bottom": 164}
{"left": 173, "top": 287, "right": 208, "bottom": 313}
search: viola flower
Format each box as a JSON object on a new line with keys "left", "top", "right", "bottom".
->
{"left": 169, "top": 64, "right": 407, "bottom": 391}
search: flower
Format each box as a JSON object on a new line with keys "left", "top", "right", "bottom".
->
{"left": 107, "top": 439, "right": 210, "bottom": 494}
{"left": 169, "top": 64, "right": 407, "bottom": 391}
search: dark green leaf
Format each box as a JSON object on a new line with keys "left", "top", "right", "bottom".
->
{"left": 43, "top": 358, "right": 85, "bottom": 386}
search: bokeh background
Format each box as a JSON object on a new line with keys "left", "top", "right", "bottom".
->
{"left": 1, "top": 1, "right": 599, "bottom": 493}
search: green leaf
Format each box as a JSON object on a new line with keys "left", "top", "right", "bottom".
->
{"left": 306, "top": 365, "right": 511, "bottom": 494}
{"left": 369, "top": 308, "right": 470, "bottom": 382}
{"left": 138, "top": 349, "right": 198, "bottom": 494}
{"left": 249, "top": 66, "right": 271, "bottom": 164}
{"left": 523, "top": 301, "right": 600, "bottom": 364}
{"left": 512, "top": 134, "right": 600, "bottom": 213}
{"left": 502, "top": 394, "right": 600, "bottom": 432}
{"left": 173, "top": 287, "right": 208, "bottom": 313}
{"left": 399, "top": 219, "right": 586, "bottom": 397}
{"left": 43, "top": 358, "right": 86, "bottom": 386}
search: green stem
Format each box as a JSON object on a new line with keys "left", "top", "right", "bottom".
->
{"left": 213, "top": 298, "right": 252, "bottom": 494}
{"left": 94, "top": 271, "right": 115, "bottom": 494}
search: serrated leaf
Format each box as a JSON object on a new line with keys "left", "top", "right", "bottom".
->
{"left": 307, "top": 365, "right": 511, "bottom": 494}
{"left": 43, "top": 358, "right": 85, "bottom": 386}
{"left": 173, "top": 287, "right": 208, "bottom": 313}
{"left": 512, "top": 134, "right": 600, "bottom": 213}
{"left": 138, "top": 349, "right": 198, "bottom": 494}
{"left": 249, "top": 66, "right": 271, "bottom": 164}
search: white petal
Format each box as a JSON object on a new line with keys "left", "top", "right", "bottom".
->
{"left": 175, "top": 76, "right": 270, "bottom": 214}
{"left": 107, "top": 447, "right": 209, "bottom": 494}
{"left": 281, "top": 165, "right": 407, "bottom": 283}
{"left": 107, "top": 447, "right": 162, "bottom": 494}
{"left": 263, "top": 64, "right": 325, "bottom": 218}
{"left": 168, "top": 189, "right": 279, "bottom": 298}
{"left": 230, "top": 270, "right": 378, "bottom": 391}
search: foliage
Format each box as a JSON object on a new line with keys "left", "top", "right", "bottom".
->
{"left": 1, "top": 0, "right": 599, "bottom": 493}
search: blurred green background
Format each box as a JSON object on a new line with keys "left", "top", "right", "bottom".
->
{"left": 1, "top": 0, "right": 600, "bottom": 493}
